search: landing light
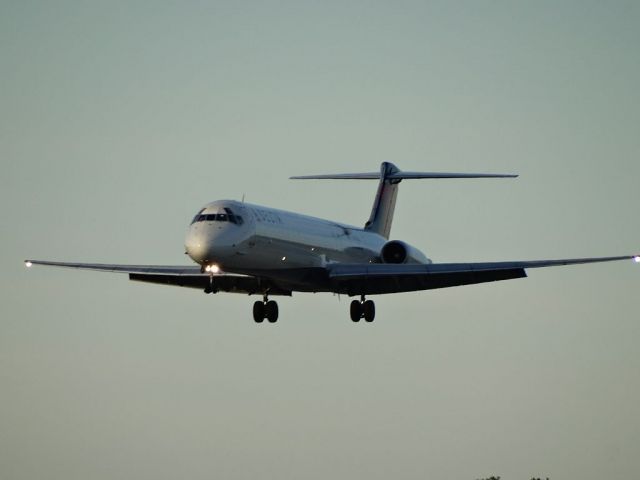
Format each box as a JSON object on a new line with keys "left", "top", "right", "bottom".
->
{"left": 205, "top": 264, "right": 220, "bottom": 274}
{"left": 634, "top": 256, "right": 640, "bottom": 263}
{"left": 25, "top": 261, "right": 33, "bottom": 268}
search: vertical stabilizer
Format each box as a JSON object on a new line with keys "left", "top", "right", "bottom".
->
{"left": 364, "top": 162, "right": 401, "bottom": 239}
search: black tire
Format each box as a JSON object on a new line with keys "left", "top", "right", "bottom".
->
{"left": 265, "top": 300, "right": 279, "bottom": 323}
{"left": 350, "top": 300, "right": 362, "bottom": 322}
{"left": 253, "top": 301, "right": 265, "bottom": 323}
{"left": 363, "top": 300, "right": 375, "bottom": 322}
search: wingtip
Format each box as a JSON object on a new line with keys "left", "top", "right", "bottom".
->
{"left": 24, "top": 260, "right": 33, "bottom": 268}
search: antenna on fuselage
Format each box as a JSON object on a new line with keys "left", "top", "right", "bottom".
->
{"left": 241, "top": 193, "right": 245, "bottom": 203}
{"left": 290, "top": 162, "right": 517, "bottom": 239}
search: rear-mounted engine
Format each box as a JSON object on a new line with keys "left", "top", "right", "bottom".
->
{"left": 380, "top": 240, "right": 430, "bottom": 264}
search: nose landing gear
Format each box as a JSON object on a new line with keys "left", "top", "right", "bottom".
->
{"left": 253, "top": 294, "right": 279, "bottom": 323}
{"left": 350, "top": 295, "right": 375, "bottom": 322}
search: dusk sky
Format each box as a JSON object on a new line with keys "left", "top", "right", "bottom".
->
{"left": 2, "top": 1, "right": 639, "bottom": 479}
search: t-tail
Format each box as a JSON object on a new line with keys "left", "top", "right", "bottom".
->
{"left": 291, "top": 162, "right": 517, "bottom": 239}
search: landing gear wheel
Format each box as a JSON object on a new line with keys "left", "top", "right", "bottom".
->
{"left": 350, "top": 300, "right": 362, "bottom": 322}
{"left": 363, "top": 300, "right": 375, "bottom": 322}
{"left": 253, "top": 298, "right": 278, "bottom": 323}
{"left": 265, "top": 300, "right": 279, "bottom": 323}
{"left": 253, "top": 301, "right": 265, "bottom": 323}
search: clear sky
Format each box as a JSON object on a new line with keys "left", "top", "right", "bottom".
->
{"left": 1, "top": 1, "right": 639, "bottom": 479}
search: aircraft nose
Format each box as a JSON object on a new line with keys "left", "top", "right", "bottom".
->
{"left": 185, "top": 225, "right": 240, "bottom": 264}
{"left": 185, "top": 229, "right": 211, "bottom": 263}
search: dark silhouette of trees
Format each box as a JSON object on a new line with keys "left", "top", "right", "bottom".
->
{"left": 476, "top": 476, "right": 549, "bottom": 480}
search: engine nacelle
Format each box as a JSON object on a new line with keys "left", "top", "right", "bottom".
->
{"left": 380, "top": 240, "right": 431, "bottom": 264}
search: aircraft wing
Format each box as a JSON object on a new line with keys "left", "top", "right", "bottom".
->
{"left": 23, "top": 260, "right": 292, "bottom": 296}
{"left": 24, "top": 260, "right": 202, "bottom": 275}
{"left": 327, "top": 255, "right": 638, "bottom": 295}
{"left": 25, "top": 255, "right": 637, "bottom": 297}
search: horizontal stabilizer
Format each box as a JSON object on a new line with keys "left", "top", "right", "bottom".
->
{"left": 389, "top": 171, "right": 517, "bottom": 179}
{"left": 290, "top": 172, "right": 381, "bottom": 180}
{"left": 291, "top": 171, "right": 517, "bottom": 180}
{"left": 291, "top": 162, "right": 517, "bottom": 239}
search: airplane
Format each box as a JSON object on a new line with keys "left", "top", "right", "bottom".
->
{"left": 25, "top": 162, "right": 639, "bottom": 323}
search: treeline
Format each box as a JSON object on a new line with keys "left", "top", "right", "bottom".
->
{"left": 477, "top": 477, "right": 549, "bottom": 480}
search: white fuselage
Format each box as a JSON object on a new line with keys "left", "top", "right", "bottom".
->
{"left": 184, "top": 200, "right": 427, "bottom": 272}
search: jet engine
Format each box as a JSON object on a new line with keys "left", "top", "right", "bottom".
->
{"left": 380, "top": 240, "right": 430, "bottom": 264}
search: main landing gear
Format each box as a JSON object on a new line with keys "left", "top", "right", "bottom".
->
{"left": 350, "top": 295, "right": 375, "bottom": 322}
{"left": 253, "top": 294, "right": 279, "bottom": 323}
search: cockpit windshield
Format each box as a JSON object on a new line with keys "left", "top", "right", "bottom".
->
{"left": 191, "top": 207, "right": 243, "bottom": 225}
